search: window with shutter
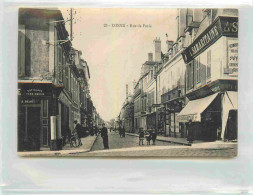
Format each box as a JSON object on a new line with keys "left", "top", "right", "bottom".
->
{"left": 187, "top": 62, "right": 194, "bottom": 90}
{"left": 207, "top": 50, "right": 211, "bottom": 79}
{"left": 196, "top": 57, "right": 201, "bottom": 83}
{"left": 58, "top": 46, "right": 63, "bottom": 82}
{"left": 188, "top": 63, "right": 192, "bottom": 90}
{"left": 191, "top": 61, "right": 194, "bottom": 88}
{"left": 62, "top": 55, "right": 66, "bottom": 86}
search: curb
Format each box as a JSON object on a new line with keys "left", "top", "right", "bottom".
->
{"left": 18, "top": 135, "right": 99, "bottom": 157}
{"left": 86, "top": 134, "right": 99, "bottom": 152}
{"left": 126, "top": 133, "right": 191, "bottom": 146}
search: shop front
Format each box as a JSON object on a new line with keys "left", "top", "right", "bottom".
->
{"left": 146, "top": 112, "right": 156, "bottom": 130}
{"left": 58, "top": 90, "right": 72, "bottom": 143}
{"left": 18, "top": 82, "right": 63, "bottom": 151}
{"left": 162, "top": 100, "right": 184, "bottom": 138}
{"left": 177, "top": 92, "right": 223, "bottom": 141}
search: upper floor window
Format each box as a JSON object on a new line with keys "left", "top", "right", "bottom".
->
{"left": 207, "top": 50, "right": 211, "bottom": 79}
{"left": 187, "top": 61, "right": 194, "bottom": 90}
{"left": 58, "top": 46, "right": 63, "bottom": 82}
{"left": 18, "top": 25, "right": 26, "bottom": 77}
{"left": 196, "top": 57, "right": 201, "bottom": 83}
{"left": 173, "top": 44, "right": 178, "bottom": 54}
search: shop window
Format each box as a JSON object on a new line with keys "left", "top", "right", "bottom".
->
{"left": 207, "top": 50, "right": 211, "bottom": 79}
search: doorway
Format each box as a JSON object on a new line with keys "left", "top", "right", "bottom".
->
{"left": 225, "top": 110, "right": 237, "bottom": 140}
{"left": 26, "top": 107, "right": 41, "bottom": 151}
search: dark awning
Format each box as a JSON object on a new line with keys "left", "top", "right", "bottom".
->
{"left": 177, "top": 93, "right": 219, "bottom": 122}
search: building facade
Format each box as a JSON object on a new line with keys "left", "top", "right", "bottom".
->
{"left": 178, "top": 9, "right": 238, "bottom": 141}
{"left": 119, "top": 8, "right": 238, "bottom": 142}
{"left": 18, "top": 8, "right": 101, "bottom": 151}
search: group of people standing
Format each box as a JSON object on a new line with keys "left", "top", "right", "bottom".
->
{"left": 139, "top": 129, "right": 157, "bottom": 146}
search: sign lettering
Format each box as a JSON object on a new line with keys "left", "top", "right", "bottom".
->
{"left": 228, "top": 39, "right": 238, "bottom": 76}
{"left": 182, "top": 16, "right": 238, "bottom": 63}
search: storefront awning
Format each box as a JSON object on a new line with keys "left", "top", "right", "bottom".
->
{"left": 177, "top": 93, "right": 219, "bottom": 122}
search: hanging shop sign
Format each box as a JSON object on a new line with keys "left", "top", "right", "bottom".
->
{"left": 182, "top": 16, "right": 238, "bottom": 63}
{"left": 18, "top": 83, "right": 53, "bottom": 97}
{"left": 227, "top": 39, "right": 238, "bottom": 77}
{"left": 20, "top": 98, "right": 41, "bottom": 104}
{"left": 25, "top": 88, "right": 45, "bottom": 96}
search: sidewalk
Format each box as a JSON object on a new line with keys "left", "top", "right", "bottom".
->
{"left": 18, "top": 135, "right": 98, "bottom": 157}
{"left": 126, "top": 132, "right": 192, "bottom": 146}
{"left": 126, "top": 132, "right": 237, "bottom": 148}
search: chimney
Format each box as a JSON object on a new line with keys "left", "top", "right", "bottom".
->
{"left": 133, "top": 80, "right": 136, "bottom": 90}
{"left": 154, "top": 37, "right": 161, "bottom": 62}
{"left": 166, "top": 40, "right": 174, "bottom": 52}
{"left": 148, "top": 53, "right": 153, "bottom": 61}
{"left": 126, "top": 84, "right": 128, "bottom": 100}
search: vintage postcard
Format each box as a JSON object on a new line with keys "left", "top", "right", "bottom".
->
{"left": 17, "top": 8, "right": 238, "bottom": 157}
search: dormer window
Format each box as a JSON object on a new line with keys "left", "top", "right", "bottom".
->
{"left": 173, "top": 43, "right": 178, "bottom": 54}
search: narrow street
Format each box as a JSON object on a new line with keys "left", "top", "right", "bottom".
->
{"left": 91, "top": 131, "right": 177, "bottom": 151}
{"left": 70, "top": 131, "right": 237, "bottom": 157}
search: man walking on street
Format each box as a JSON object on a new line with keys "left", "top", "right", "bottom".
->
{"left": 151, "top": 130, "right": 157, "bottom": 145}
{"left": 94, "top": 125, "right": 98, "bottom": 136}
{"left": 119, "top": 125, "right": 123, "bottom": 138}
{"left": 122, "top": 126, "right": 126, "bottom": 138}
{"left": 139, "top": 128, "right": 144, "bottom": 145}
{"left": 101, "top": 123, "right": 109, "bottom": 149}
{"left": 74, "top": 120, "right": 83, "bottom": 146}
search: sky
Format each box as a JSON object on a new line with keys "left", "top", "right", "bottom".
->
{"left": 60, "top": 8, "right": 178, "bottom": 121}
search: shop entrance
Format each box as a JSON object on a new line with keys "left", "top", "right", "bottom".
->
{"left": 61, "top": 104, "right": 70, "bottom": 140}
{"left": 225, "top": 110, "right": 237, "bottom": 140}
{"left": 27, "top": 107, "right": 41, "bottom": 151}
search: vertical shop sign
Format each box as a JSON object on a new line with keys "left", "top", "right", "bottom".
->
{"left": 228, "top": 39, "right": 238, "bottom": 76}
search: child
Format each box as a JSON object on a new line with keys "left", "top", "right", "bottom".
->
{"left": 139, "top": 129, "right": 144, "bottom": 145}
{"left": 145, "top": 131, "right": 151, "bottom": 145}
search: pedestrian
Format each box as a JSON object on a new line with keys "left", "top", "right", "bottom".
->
{"left": 94, "top": 125, "right": 98, "bottom": 136}
{"left": 74, "top": 120, "right": 82, "bottom": 146}
{"left": 122, "top": 126, "right": 125, "bottom": 138}
{"left": 101, "top": 123, "right": 109, "bottom": 149}
{"left": 119, "top": 126, "right": 122, "bottom": 138}
{"left": 151, "top": 130, "right": 157, "bottom": 145}
{"left": 139, "top": 128, "right": 144, "bottom": 145}
{"left": 217, "top": 126, "right": 222, "bottom": 140}
{"left": 90, "top": 126, "right": 94, "bottom": 136}
{"left": 145, "top": 130, "right": 151, "bottom": 145}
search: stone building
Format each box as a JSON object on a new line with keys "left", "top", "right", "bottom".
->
{"left": 178, "top": 9, "right": 238, "bottom": 141}
{"left": 17, "top": 8, "right": 99, "bottom": 151}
